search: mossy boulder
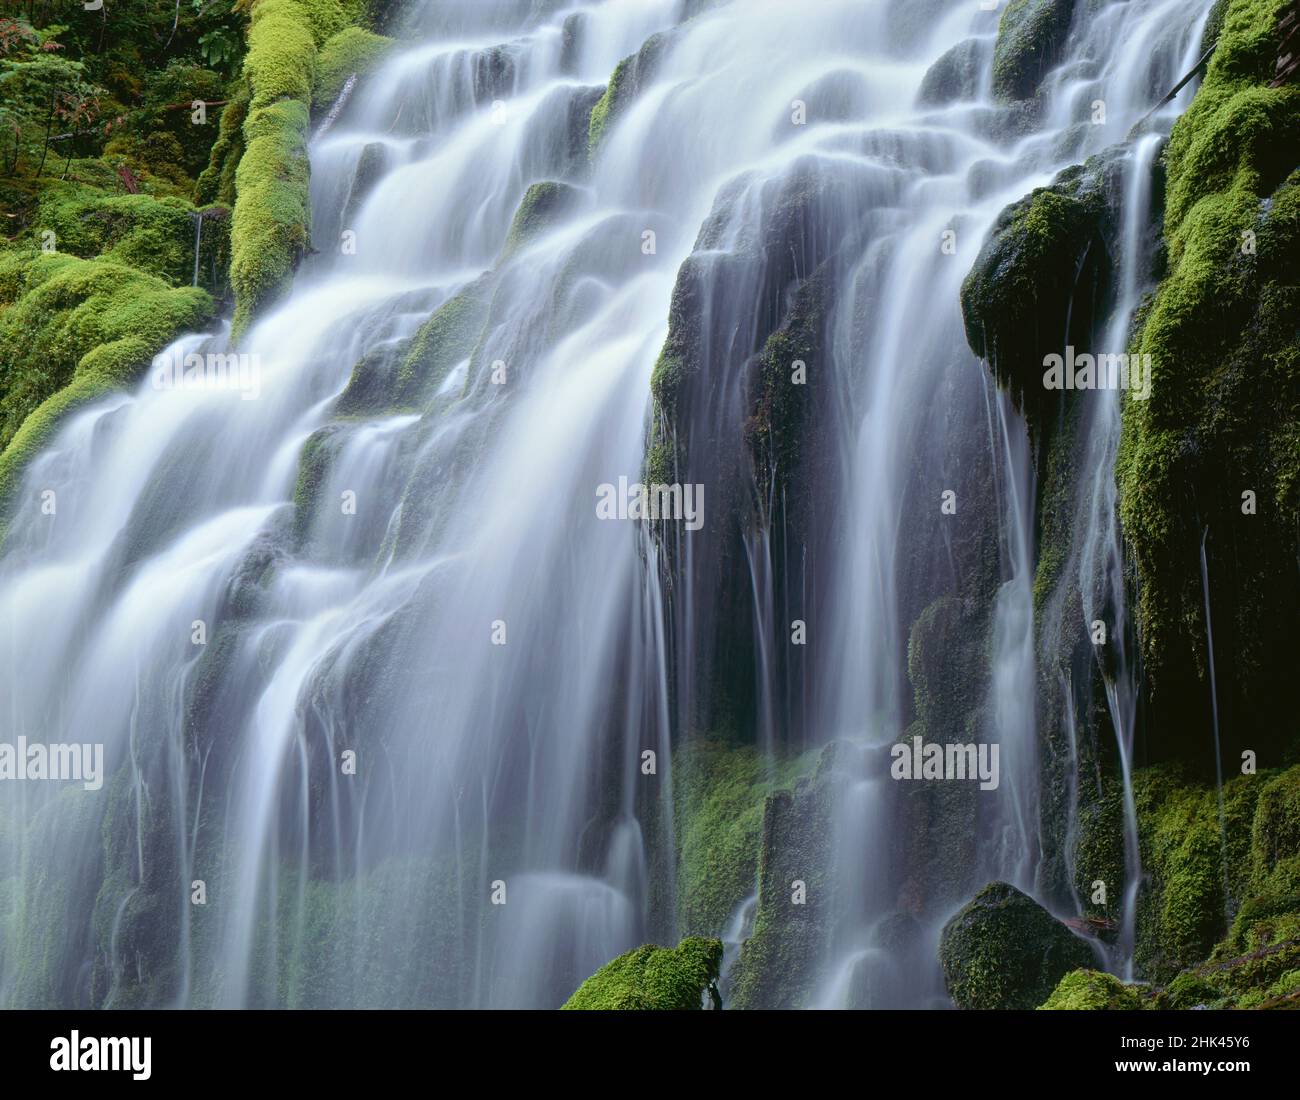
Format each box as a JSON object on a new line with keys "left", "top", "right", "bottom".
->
{"left": 919, "top": 38, "right": 985, "bottom": 106}
{"left": 501, "top": 181, "right": 581, "bottom": 258}
{"left": 992, "top": 0, "right": 1077, "bottom": 101}
{"left": 1039, "top": 968, "right": 1144, "bottom": 1009}
{"left": 939, "top": 881, "right": 1095, "bottom": 1009}
{"left": 0, "top": 251, "right": 213, "bottom": 513}
{"left": 314, "top": 26, "right": 393, "bottom": 110}
{"left": 33, "top": 186, "right": 229, "bottom": 294}
{"left": 230, "top": 0, "right": 320, "bottom": 340}
{"left": 960, "top": 155, "right": 1117, "bottom": 434}
{"left": 561, "top": 936, "right": 723, "bottom": 1010}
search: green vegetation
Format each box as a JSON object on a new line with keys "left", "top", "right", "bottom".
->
{"left": 992, "top": 0, "right": 1077, "bottom": 101}
{"left": 729, "top": 743, "right": 840, "bottom": 1009}
{"left": 314, "top": 26, "right": 392, "bottom": 109}
{"left": 0, "top": 250, "right": 213, "bottom": 511}
{"left": 939, "top": 881, "right": 1094, "bottom": 1009}
{"left": 562, "top": 936, "right": 723, "bottom": 1010}
{"left": 588, "top": 32, "right": 670, "bottom": 159}
{"left": 1117, "top": 0, "right": 1300, "bottom": 741}
{"left": 1039, "top": 968, "right": 1142, "bottom": 1010}
{"left": 672, "top": 739, "right": 819, "bottom": 937}
{"left": 501, "top": 181, "right": 580, "bottom": 258}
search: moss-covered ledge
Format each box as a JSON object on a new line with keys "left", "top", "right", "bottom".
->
{"left": 0, "top": 251, "right": 214, "bottom": 514}
{"left": 229, "top": 0, "right": 317, "bottom": 340}
{"left": 229, "top": 0, "right": 383, "bottom": 340}
{"left": 1116, "top": 0, "right": 1300, "bottom": 758}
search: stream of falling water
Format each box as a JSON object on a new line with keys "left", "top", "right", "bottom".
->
{"left": 0, "top": 0, "right": 1213, "bottom": 1008}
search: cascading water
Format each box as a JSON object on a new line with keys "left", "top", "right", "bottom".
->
{"left": 0, "top": 0, "right": 1218, "bottom": 1009}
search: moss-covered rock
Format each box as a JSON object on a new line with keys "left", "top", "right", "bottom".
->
{"left": 501, "top": 181, "right": 581, "bottom": 258}
{"left": 32, "top": 185, "right": 229, "bottom": 294}
{"left": 672, "top": 739, "right": 819, "bottom": 938}
{"left": 939, "top": 881, "right": 1095, "bottom": 1009}
{"left": 919, "top": 38, "right": 985, "bottom": 106}
{"left": 588, "top": 31, "right": 671, "bottom": 159}
{"left": 728, "top": 744, "right": 841, "bottom": 1009}
{"left": 1117, "top": 0, "right": 1300, "bottom": 760}
{"left": 314, "top": 26, "right": 392, "bottom": 110}
{"left": 992, "top": 0, "right": 1077, "bottom": 101}
{"left": 0, "top": 251, "right": 214, "bottom": 514}
{"left": 230, "top": 0, "right": 318, "bottom": 340}
{"left": 561, "top": 936, "right": 723, "bottom": 1010}
{"left": 1039, "top": 968, "right": 1143, "bottom": 1009}
{"left": 960, "top": 155, "right": 1117, "bottom": 434}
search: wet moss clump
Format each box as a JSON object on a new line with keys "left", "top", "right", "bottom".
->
{"left": 229, "top": 0, "right": 318, "bottom": 340}
{"left": 728, "top": 744, "right": 841, "bottom": 1009}
{"left": 939, "top": 881, "right": 1095, "bottom": 1009}
{"left": 196, "top": 82, "right": 251, "bottom": 209}
{"left": 960, "top": 157, "right": 1115, "bottom": 435}
{"left": 0, "top": 251, "right": 213, "bottom": 513}
{"left": 386, "top": 277, "right": 493, "bottom": 409}
{"left": 1039, "top": 968, "right": 1143, "bottom": 1009}
{"left": 32, "top": 186, "right": 229, "bottom": 294}
{"left": 562, "top": 936, "right": 723, "bottom": 1010}
{"left": 314, "top": 26, "right": 393, "bottom": 110}
{"left": 501, "top": 181, "right": 581, "bottom": 259}
{"left": 992, "top": 0, "right": 1077, "bottom": 101}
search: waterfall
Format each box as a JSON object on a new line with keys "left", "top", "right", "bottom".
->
{"left": 0, "top": 0, "right": 1217, "bottom": 1009}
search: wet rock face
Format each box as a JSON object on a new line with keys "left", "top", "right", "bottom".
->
{"left": 728, "top": 743, "right": 841, "bottom": 1008}
{"left": 992, "top": 0, "right": 1077, "bottom": 101}
{"left": 919, "top": 38, "right": 986, "bottom": 106}
{"left": 959, "top": 151, "right": 1126, "bottom": 439}
{"left": 939, "top": 881, "right": 1095, "bottom": 1009}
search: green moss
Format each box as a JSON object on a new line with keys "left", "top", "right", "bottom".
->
{"left": 588, "top": 32, "right": 669, "bottom": 159}
{"left": 196, "top": 82, "right": 251, "bottom": 209}
{"left": 1117, "top": 0, "right": 1300, "bottom": 732}
{"left": 728, "top": 743, "right": 841, "bottom": 1009}
{"left": 230, "top": 98, "right": 312, "bottom": 340}
{"left": 501, "top": 181, "right": 581, "bottom": 258}
{"left": 229, "top": 0, "right": 322, "bottom": 340}
{"left": 314, "top": 27, "right": 392, "bottom": 109}
{"left": 383, "top": 278, "right": 493, "bottom": 410}
{"left": 291, "top": 425, "right": 338, "bottom": 544}
{"left": 992, "top": 0, "right": 1077, "bottom": 101}
{"left": 1039, "top": 968, "right": 1144, "bottom": 1010}
{"left": 0, "top": 251, "right": 213, "bottom": 513}
{"left": 1132, "top": 765, "right": 1265, "bottom": 980}
{"left": 939, "top": 881, "right": 1095, "bottom": 1010}
{"left": 32, "top": 186, "right": 213, "bottom": 289}
{"left": 562, "top": 936, "right": 723, "bottom": 1010}
{"left": 672, "top": 739, "right": 819, "bottom": 937}
{"left": 960, "top": 163, "right": 1109, "bottom": 428}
